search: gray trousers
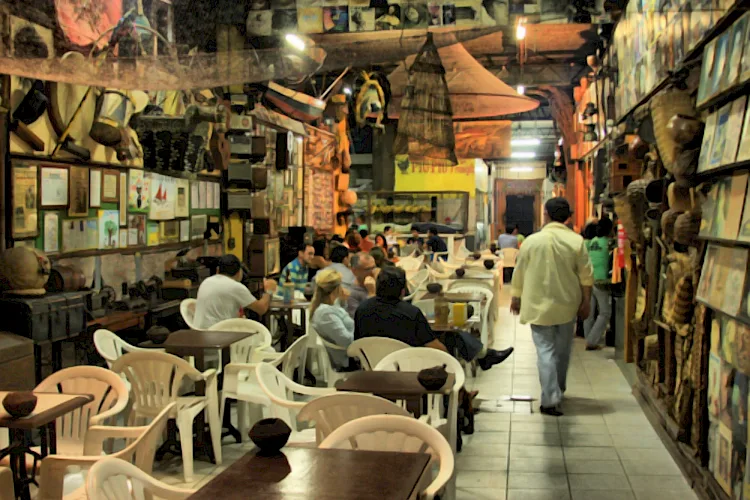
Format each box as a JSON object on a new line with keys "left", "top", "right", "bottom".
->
{"left": 531, "top": 322, "right": 575, "bottom": 408}
{"left": 583, "top": 286, "right": 612, "bottom": 347}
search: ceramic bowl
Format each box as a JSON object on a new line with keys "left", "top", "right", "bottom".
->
{"left": 3, "top": 392, "right": 37, "bottom": 418}
{"left": 249, "top": 418, "right": 291, "bottom": 454}
{"left": 483, "top": 260, "right": 495, "bottom": 270}
{"left": 147, "top": 326, "right": 171, "bottom": 345}
{"left": 426, "top": 283, "right": 443, "bottom": 294}
{"left": 455, "top": 268, "right": 466, "bottom": 278}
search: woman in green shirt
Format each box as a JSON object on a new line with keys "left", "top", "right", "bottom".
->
{"left": 583, "top": 221, "right": 613, "bottom": 350}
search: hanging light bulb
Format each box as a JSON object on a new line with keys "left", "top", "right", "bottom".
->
{"left": 516, "top": 22, "right": 527, "bottom": 40}
{"left": 516, "top": 85, "right": 526, "bottom": 95}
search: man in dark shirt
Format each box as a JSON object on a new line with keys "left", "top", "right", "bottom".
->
{"left": 354, "top": 267, "right": 513, "bottom": 370}
{"left": 426, "top": 227, "right": 448, "bottom": 253}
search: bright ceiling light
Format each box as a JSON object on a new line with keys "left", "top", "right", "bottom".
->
{"left": 343, "top": 86, "right": 352, "bottom": 95}
{"left": 511, "top": 138, "right": 540, "bottom": 146}
{"left": 516, "top": 24, "right": 526, "bottom": 40}
{"left": 516, "top": 85, "right": 525, "bottom": 95}
{"left": 511, "top": 152, "right": 536, "bottom": 159}
{"left": 558, "top": 137, "right": 564, "bottom": 145}
{"left": 510, "top": 166, "right": 534, "bottom": 173}
{"left": 285, "top": 33, "right": 306, "bottom": 51}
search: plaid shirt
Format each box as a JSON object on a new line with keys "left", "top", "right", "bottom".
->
{"left": 279, "top": 258, "right": 309, "bottom": 293}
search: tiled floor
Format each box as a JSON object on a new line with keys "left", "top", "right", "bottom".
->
{"left": 152, "top": 288, "right": 699, "bottom": 500}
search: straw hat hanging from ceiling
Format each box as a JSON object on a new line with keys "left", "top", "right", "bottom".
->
{"left": 388, "top": 42, "right": 539, "bottom": 120}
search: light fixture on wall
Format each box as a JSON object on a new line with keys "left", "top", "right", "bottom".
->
{"left": 510, "top": 166, "right": 534, "bottom": 173}
{"left": 511, "top": 138, "right": 540, "bottom": 146}
{"left": 285, "top": 33, "right": 306, "bottom": 51}
{"left": 516, "top": 19, "right": 527, "bottom": 40}
{"left": 511, "top": 151, "right": 536, "bottom": 159}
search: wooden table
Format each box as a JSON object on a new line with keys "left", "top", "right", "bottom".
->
{"left": 268, "top": 300, "right": 310, "bottom": 350}
{"left": 0, "top": 391, "right": 93, "bottom": 500}
{"left": 428, "top": 317, "right": 480, "bottom": 333}
{"left": 189, "top": 447, "right": 431, "bottom": 499}
{"left": 161, "top": 330, "right": 252, "bottom": 458}
{"left": 420, "top": 292, "right": 487, "bottom": 303}
{"left": 336, "top": 371, "right": 454, "bottom": 417}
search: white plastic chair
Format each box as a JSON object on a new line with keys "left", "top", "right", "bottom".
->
{"left": 500, "top": 247, "right": 519, "bottom": 268}
{"left": 404, "top": 268, "right": 430, "bottom": 302}
{"left": 308, "top": 324, "right": 350, "bottom": 388}
{"left": 35, "top": 366, "right": 130, "bottom": 456}
{"left": 319, "top": 414, "right": 454, "bottom": 500}
{"left": 208, "top": 318, "right": 273, "bottom": 361}
{"left": 112, "top": 352, "right": 222, "bottom": 482}
{"left": 220, "top": 335, "right": 311, "bottom": 441}
{"left": 36, "top": 403, "right": 174, "bottom": 500}
{"left": 86, "top": 457, "right": 194, "bottom": 500}
{"left": 179, "top": 298, "right": 199, "bottom": 329}
{"left": 297, "top": 393, "right": 411, "bottom": 444}
{"left": 396, "top": 256, "right": 424, "bottom": 273}
{"left": 93, "top": 329, "right": 164, "bottom": 368}
{"left": 375, "top": 348, "right": 465, "bottom": 454}
{"left": 346, "top": 337, "right": 410, "bottom": 371}
{"left": 449, "top": 285, "right": 494, "bottom": 346}
{"left": 255, "top": 363, "right": 335, "bottom": 442}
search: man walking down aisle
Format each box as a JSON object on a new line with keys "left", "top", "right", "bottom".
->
{"left": 510, "top": 198, "right": 594, "bottom": 416}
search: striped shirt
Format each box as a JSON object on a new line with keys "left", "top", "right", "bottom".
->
{"left": 279, "top": 258, "right": 310, "bottom": 293}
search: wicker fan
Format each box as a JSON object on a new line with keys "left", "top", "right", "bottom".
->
{"left": 393, "top": 33, "right": 457, "bottom": 167}
{"left": 650, "top": 89, "right": 696, "bottom": 173}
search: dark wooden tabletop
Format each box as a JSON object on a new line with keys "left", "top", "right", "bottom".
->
{"left": 421, "top": 292, "right": 486, "bottom": 303}
{"left": 189, "top": 447, "right": 430, "bottom": 499}
{"left": 162, "top": 330, "right": 252, "bottom": 350}
{"left": 335, "top": 371, "right": 455, "bottom": 397}
{"left": 0, "top": 392, "right": 93, "bottom": 430}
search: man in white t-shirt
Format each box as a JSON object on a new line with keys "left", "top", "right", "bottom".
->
{"left": 193, "top": 255, "right": 277, "bottom": 329}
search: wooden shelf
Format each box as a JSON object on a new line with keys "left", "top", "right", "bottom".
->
{"left": 47, "top": 239, "right": 220, "bottom": 261}
{"left": 697, "top": 234, "right": 750, "bottom": 249}
{"left": 697, "top": 82, "right": 750, "bottom": 114}
{"left": 695, "top": 298, "right": 750, "bottom": 328}
{"left": 695, "top": 160, "right": 750, "bottom": 181}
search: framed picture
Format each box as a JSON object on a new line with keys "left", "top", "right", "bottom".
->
{"left": 708, "top": 104, "right": 732, "bottom": 172}
{"left": 175, "top": 178, "right": 189, "bottom": 217}
{"left": 697, "top": 38, "right": 717, "bottom": 106}
{"left": 739, "top": 12, "right": 750, "bottom": 83}
{"left": 119, "top": 172, "right": 127, "bottom": 225}
{"left": 101, "top": 169, "right": 120, "bottom": 203}
{"left": 128, "top": 214, "right": 146, "bottom": 246}
{"left": 160, "top": 220, "right": 179, "bottom": 243}
{"left": 68, "top": 166, "right": 89, "bottom": 217}
{"left": 40, "top": 166, "right": 68, "bottom": 208}
{"left": 128, "top": 169, "right": 150, "bottom": 213}
{"left": 97, "top": 209, "right": 119, "bottom": 249}
{"left": 43, "top": 212, "right": 59, "bottom": 253}
{"left": 179, "top": 220, "right": 190, "bottom": 242}
{"left": 722, "top": 14, "right": 748, "bottom": 91}
{"left": 89, "top": 169, "right": 102, "bottom": 208}
{"left": 717, "top": 173, "right": 748, "bottom": 241}
{"left": 721, "top": 97, "right": 747, "bottom": 166}
{"left": 191, "top": 214, "right": 207, "bottom": 239}
{"left": 147, "top": 222, "right": 160, "bottom": 246}
{"left": 710, "top": 32, "right": 730, "bottom": 99}
{"left": 12, "top": 165, "right": 38, "bottom": 239}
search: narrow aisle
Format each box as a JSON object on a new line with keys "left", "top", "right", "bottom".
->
{"left": 457, "top": 288, "right": 698, "bottom": 500}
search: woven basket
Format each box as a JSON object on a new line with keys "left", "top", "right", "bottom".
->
{"left": 651, "top": 88, "right": 696, "bottom": 173}
{"left": 668, "top": 183, "right": 693, "bottom": 212}
{"left": 673, "top": 275, "right": 695, "bottom": 325}
{"left": 661, "top": 209, "right": 683, "bottom": 242}
{"left": 673, "top": 148, "right": 701, "bottom": 181}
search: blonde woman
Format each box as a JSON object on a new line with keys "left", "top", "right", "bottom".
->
{"left": 310, "top": 269, "right": 355, "bottom": 371}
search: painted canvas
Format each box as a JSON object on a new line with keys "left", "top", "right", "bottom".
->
{"left": 85, "top": 219, "right": 98, "bottom": 249}
{"left": 717, "top": 423, "right": 733, "bottom": 494}
{"left": 711, "top": 353, "right": 723, "bottom": 420}
{"left": 160, "top": 220, "right": 179, "bottom": 244}
{"left": 175, "top": 178, "right": 189, "bottom": 218}
{"left": 68, "top": 166, "right": 89, "bottom": 217}
{"left": 738, "top": 98, "right": 750, "bottom": 163}
{"left": 442, "top": 4, "right": 456, "bottom": 25}
{"left": 128, "top": 169, "right": 150, "bottom": 213}
{"left": 147, "top": 222, "right": 160, "bottom": 246}
{"left": 97, "top": 210, "right": 119, "bottom": 249}
{"left": 721, "top": 361, "right": 737, "bottom": 429}
{"left": 402, "top": 3, "right": 429, "bottom": 29}
{"left": 723, "top": 317, "right": 739, "bottom": 366}
{"left": 711, "top": 32, "right": 731, "bottom": 99}
{"left": 698, "top": 112, "right": 718, "bottom": 173}
{"left": 180, "top": 220, "right": 190, "bottom": 242}
{"left": 12, "top": 165, "right": 38, "bottom": 239}
{"left": 724, "top": 15, "right": 748, "bottom": 91}
{"left": 737, "top": 316, "right": 750, "bottom": 376}
{"left": 128, "top": 214, "right": 146, "bottom": 246}
{"left": 43, "top": 212, "right": 58, "bottom": 253}
{"left": 323, "top": 6, "right": 349, "bottom": 33}
{"left": 708, "top": 104, "right": 732, "bottom": 172}
{"left": 723, "top": 248, "right": 749, "bottom": 315}
{"left": 40, "top": 167, "right": 68, "bottom": 207}
{"left": 148, "top": 173, "right": 176, "bottom": 220}
{"left": 297, "top": 7, "right": 323, "bottom": 33}
{"left": 713, "top": 316, "right": 724, "bottom": 356}
{"left": 722, "top": 97, "right": 748, "bottom": 166}
{"left": 375, "top": 4, "right": 401, "bottom": 30}
{"left": 732, "top": 372, "right": 748, "bottom": 445}
{"left": 697, "top": 244, "right": 719, "bottom": 303}
{"left": 350, "top": 7, "right": 374, "bottom": 31}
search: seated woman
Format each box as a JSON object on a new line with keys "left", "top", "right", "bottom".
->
{"left": 310, "top": 269, "right": 356, "bottom": 371}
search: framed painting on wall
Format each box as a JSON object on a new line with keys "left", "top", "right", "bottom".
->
{"left": 40, "top": 166, "right": 68, "bottom": 208}
{"left": 89, "top": 168, "right": 102, "bottom": 208}
{"left": 12, "top": 165, "right": 38, "bottom": 239}
{"left": 101, "top": 169, "right": 120, "bottom": 203}
{"left": 68, "top": 166, "right": 89, "bottom": 217}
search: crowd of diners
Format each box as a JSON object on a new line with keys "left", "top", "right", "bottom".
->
{"left": 193, "top": 224, "right": 514, "bottom": 374}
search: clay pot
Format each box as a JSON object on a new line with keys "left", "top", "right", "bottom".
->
{"left": 340, "top": 189, "right": 358, "bottom": 206}
{"left": 417, "top": 365, "right": 448, "bottom": 391}
{"left": 249, "top": 418, "right": 291, "bottom": 454}
{"left": 489, "top": 243, "right": 498, "bottom": 254}
{"left": 667, "top": 114, "right": 703, "bottom": 148}
{"left": 483, "top": 259, "right": 495, "bottom": 270}
{"left": 147, "top": 326, "right": 170, "bottom": 345}
{"left": 426, "top": 283, "right": 443, "bottom": 294}
{"left": 471, "top": 252, "right": 481, "bottom": 260}
{"left": 3, "top": 392, "right": 37, "bottom": 419}
{"left": 455, "top": 268, "right": 466, "bottom": 278}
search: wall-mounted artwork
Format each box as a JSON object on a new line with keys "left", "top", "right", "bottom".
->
{"left": 160, "top": 220, "right": 179, "bottom": 244}
{"left": 40, "top": 167, "right": 69, "bottom": 208}
{"left": 402, "top": 4, "right": 429, "bottom": 29}
{"left": 101, "top": 169, "right": 120, "bottom": 203}
{"left": 98, "top": 210, "right": 119, "bottom": 249}
{"left": 272, "top": 9, "right": 298, "bottom": 34}
{"left": 148, "top": 173, "right": 176, "bottom": 220}
{"left": 191, "top": 214, "right": 207, "bottom": 240}
{"left": 89, "top": 169, "right": 102, "bottom": 208}
{"left": 180, "top": 220, "right": 190, "bottom": 242}
{"left": 68, "top": 166, "right": 89, "bottom": 217}
{"left": 128, "top": 214, "right": 146, "bottom": 246}
{"left": 119, "top": 172, "right": 127, "bottom": 225}
{"left": 12, "top": 165, "right": 38, "bottom": 239}
{"left": 350, "top": 7, "right": 374, "bottom": 31}
{"left": 175, "top": 178, "right": 189, "bottom": 217}
{"left": 298, "top": 7, "right": 324, "bottom": 33}
{"left": 147, "top": 222, "right": 160, "bottom": 246}
{"left": 43, "top": 212, "right": 59, "bottom": 253}
{"left": 128, "top": 169, "right": 150, "bottom": 213}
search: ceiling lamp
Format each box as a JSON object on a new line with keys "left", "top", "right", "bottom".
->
{"left": 511, "top": 152, "right": 536, "bottom": 159}
{"left": 510, "top": 166, "right": 534, "bottom": 173}
{"left": 511, "top": 138, "right": 540, "bottom": 146}
{"left": 388, "top": 43, "right": 539, "bottom": 120}
{"left": 516, "top": 85, "right": 526, "bottom": 95}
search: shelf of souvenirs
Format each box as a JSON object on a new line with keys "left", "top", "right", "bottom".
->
{"left": 697, "top": 233, "right": 750, "bottom": 250}
{"left": 615, "top": 0, "right": 750, "bottom": 126}
{"left": 634, "top": 369, "right": 730, "bottom": 500}
{"left": 40, "top": 237, "right": 220, "bottom": 262}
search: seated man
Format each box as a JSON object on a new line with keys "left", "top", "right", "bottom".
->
{"left": 326, "top": 245, "right": 356, "bottom": 290}
{"left": 346, "top": 252, "right": 378, "bottom": 318}
{"left": 426, "top": 227, "right": 448, "bottom": 253}
{"left": 194, "top": 255, "right": 277, "bottom": 329}
{"left": 279, "top": 242, "right": 315, "bottom": 293}
{"left": 354, "top": 267, "right": 513, "bottom": 370}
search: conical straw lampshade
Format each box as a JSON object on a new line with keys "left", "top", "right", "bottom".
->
{"left": 388, "top": 43, "right": 539, "bottom": 119}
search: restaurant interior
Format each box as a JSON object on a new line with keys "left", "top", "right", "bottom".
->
{"left": 0, "top": 0, "right": 747, "bottom": 499}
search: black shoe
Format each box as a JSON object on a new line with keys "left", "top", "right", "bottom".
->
{"left": 477, "top": 347, "right": 514, "bottom": 371}
{"left": 540, "top": 406, "right": 564, "bottom": 417}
